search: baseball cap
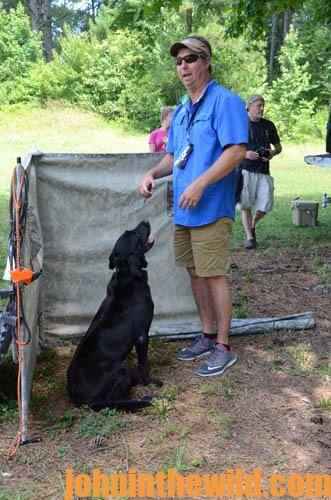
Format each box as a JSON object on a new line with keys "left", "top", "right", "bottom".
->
{"left": 170, "top": 36, "right": 212, "bottom": 58}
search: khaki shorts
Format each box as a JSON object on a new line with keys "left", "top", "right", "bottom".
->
{"left": 240, "top": 170, "right": 274, "bottom": 212}
{"left": 173, "top": 217, "right": 233, "bottom": 277}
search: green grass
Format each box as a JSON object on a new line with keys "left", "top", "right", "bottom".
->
{"left": 0, "top": 101, "right": 147, "bottom": 197}
{"left": 75, "top": 406, "right": 127, "bottom": 438}
{"left": 319, "top": 395, "right": 331, "bottom": 411}
{"left": 232, "top": 144, "right": 331, "bottom": 249}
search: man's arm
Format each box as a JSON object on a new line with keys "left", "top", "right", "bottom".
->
{"left": 179, "top": 144, "right": 246, "bottom": 209}
{"left": 140, "top": 153, "right": 174, "bottom": 198}
{"left": 270, "top": 142, "right": 282, "bottom": 157}
{"left": 266, "top": 120, "right": 282, "bottom": 159}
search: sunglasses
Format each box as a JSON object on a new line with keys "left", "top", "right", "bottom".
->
{"left": 176, "top": 54, "right": 203, "bottom": 66}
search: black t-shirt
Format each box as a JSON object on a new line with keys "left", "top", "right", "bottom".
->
{"left": 240, "top": 117, "right": 280, "bottom": 175}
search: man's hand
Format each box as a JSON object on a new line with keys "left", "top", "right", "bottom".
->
{"left": 178, "top": 143, "right": 246, "bottom": 210}
{"left": 179, "top": 179, "right": 205, "bottom": 210}
{"left": 262, "top": 148, "right": 279, "bottom": 161}
{"left": 262, "top": 149, "right": 272, "bottom": 162}
{"left": 140, "top": 174, "right": 155, "bottom": 198}
{"left": 139, "top": 153, "right": 174, "bottom": 198}
{"left": 246, "top": 150, "right": 260, "bottom": 160}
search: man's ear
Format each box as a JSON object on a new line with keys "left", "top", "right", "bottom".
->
{"left": 127, "top": 254, "right": 143, "bottom": 277}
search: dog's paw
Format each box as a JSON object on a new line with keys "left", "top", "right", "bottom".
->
{"left": 140, "top": 394, "right": 155, "bottom": 403}
{"left": 142, "top": 376, "right": 163, "bottom": 387}
{"left": 149, "top": 378, "right": 163, "bottom": 388}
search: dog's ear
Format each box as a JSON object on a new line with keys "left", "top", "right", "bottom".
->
{"left": 109, "top": 250, "right": 116, "bottom": 269}
{"left": 142, "top": 256, "right": 148, "bottom": 268}
{"left": 127, "top": 253, "right": 143, "bottom": 277}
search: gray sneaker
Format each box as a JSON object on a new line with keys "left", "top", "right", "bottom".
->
{"left": 196, "top": 344, "right": 237, "bottom": 377}
{"left": 244, "top": 238, "right": 256, "bottom": 249}
{"left": 176, "top": 334, "right": 215, "bottom": 361}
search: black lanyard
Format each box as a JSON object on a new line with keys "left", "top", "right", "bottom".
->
{"left": 185, "top": 84, "right": 210, "bottom": 141}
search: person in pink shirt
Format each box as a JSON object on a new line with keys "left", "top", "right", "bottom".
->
{"left": 148, "top": 107, "right": 174, "bottom": 153}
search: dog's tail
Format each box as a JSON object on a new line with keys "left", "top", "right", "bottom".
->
{"left": 90, "top": 395, "right": 154, "bottom": 412}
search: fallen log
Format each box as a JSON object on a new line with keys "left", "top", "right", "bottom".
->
{"left": 150, "top": 312, "right": 315, "bottom": 340}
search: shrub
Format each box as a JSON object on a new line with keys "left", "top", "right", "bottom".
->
{"left": 266, "top": 28, "right": 315, "bottom": 140}
{"left": 0, "top": 4, "right": 42, "bottom": 84}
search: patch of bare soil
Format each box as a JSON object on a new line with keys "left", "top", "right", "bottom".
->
{"left": 0, "top": 244, "right": 330, "bottom": 499}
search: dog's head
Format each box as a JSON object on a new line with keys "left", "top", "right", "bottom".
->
{"left": 109, "top": 221, "right": 155, "bottom": 277}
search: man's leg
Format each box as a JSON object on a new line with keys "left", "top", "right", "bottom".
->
{"left": 252, "top": 209, "right": 266, "bottom": 228}
{"left": 174, "top": 224, "right": 217, "bottom": 361}
{"left": 175, "top": 267, "right": 217, "bottom": 361}
{"left": 187, "top": 267, "right": 216, "bottom": 334}
{"left": 191, "top": 217, "right": 236, "bottom": 377}
{"left": 243, "top": 208, "right": 266, "bottom": 248}
{"left": 241, "top": 208, "right": 254, "bottom": 240}
{"left": 205, "top": 275, "right": 232, "bottom": 345}
{"left": 252, "top": 174, "right": 274, "bottom": 232}
{"left": 240, "top": 171, "right": 257, "bottom": 249}
{"left": 195, "top": 273, "right": 236, "bottom": 377}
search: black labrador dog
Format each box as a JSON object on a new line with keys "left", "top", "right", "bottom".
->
{"left": 67, "top": 221, "right": 162, "bottom": 411}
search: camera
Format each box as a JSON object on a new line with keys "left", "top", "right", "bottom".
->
{"left": 256, "top": 146, "right": 270, "bottom": 159}
{"left": 174, "top": 143, "right": 194, "bottom": 169}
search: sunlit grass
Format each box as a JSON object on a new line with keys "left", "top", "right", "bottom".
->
{"left": 0, "top": 101, "right": 147, "bottom": 196}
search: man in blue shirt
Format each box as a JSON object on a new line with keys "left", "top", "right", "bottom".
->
{"left": 140, "top": 36, "right": 248, "bottom": 377}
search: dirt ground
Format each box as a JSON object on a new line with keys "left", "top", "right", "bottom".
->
{"left": 0, "top": 243, "right": 330, "bottom": 499}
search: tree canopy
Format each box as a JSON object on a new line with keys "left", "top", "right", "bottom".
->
{"left": 0, "top": 0, "right": 329, "bottom": 139}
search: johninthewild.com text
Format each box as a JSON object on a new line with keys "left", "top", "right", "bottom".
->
{"left": 64, "top": 467, "right": 330, "bottom": 499}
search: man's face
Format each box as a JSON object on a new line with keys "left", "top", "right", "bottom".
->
{"left": 176, "top": 47, "right": 210, "bottom": 92}
{"left": 248, "top": 100, "right": 265, "bottom": 121}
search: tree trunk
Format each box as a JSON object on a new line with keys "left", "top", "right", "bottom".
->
{"left": 91, "top": 0, "right": 96, "bottom": 21}
{"left": 269, "top": 12, "right": 278, "bottom": 80}
{"left": 27, "top": 0, "right": 39, "bottom": 32}
{"left": 283, "top": 8, "right": 292, "bottom": 41}
{"left": 292, "top": 8, "right": 297, "bottom": 31}
{"left": 25, "top": 0, "right": 53, "bottom": 61}
{"left": 186, "top": 7, "right": 192, "bottom": 35}
{"left": 41, "top": 0, "right": 53, "bottom": 61}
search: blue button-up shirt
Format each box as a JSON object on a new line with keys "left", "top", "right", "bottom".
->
{"left": 167, "top": 80, "right": 248, "bottom": 226}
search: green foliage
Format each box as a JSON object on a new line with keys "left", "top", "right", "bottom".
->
{"left": 297, "top": 22, "right": 331, "bottom": 106}
{"left": 7, "top": 31, "right": 91, "bottom": 104}
{"left": 0, "top": 3, "right": 42, "bottom": 98}
{"left": 224, "top": 0, "right": 331, "bottom": 38}
{"left": 150, "top": 398, "right": 172, "bottom": 420}
{"left": 266, "top": 28, "right": 316, "bottom": 140}
{"left": 195, "top": 23, "right": 268, "bottom": 98}
{"left": 82, "top": 30, "right": 150, "bottom": 119}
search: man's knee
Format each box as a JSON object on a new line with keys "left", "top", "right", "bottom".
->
{"left": 255, "top": 210, "right": 267, "bottom": 218}
{"left": 205, "top": 274, "right": 227, "bottom": 286}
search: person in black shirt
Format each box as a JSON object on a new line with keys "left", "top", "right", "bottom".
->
{"left": 239, "top": 94, "right": 282, "bottom": 249}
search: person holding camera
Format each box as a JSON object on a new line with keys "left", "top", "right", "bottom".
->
{"left": 239, "top": 94, "right": 282, "bottom": 249}
{"left": 140, "top": 36, "right": 248, "bottom": 377}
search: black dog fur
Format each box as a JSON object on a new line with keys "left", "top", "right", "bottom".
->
{"left": 67, "top": 221, "right": 162, "bottom": 411}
